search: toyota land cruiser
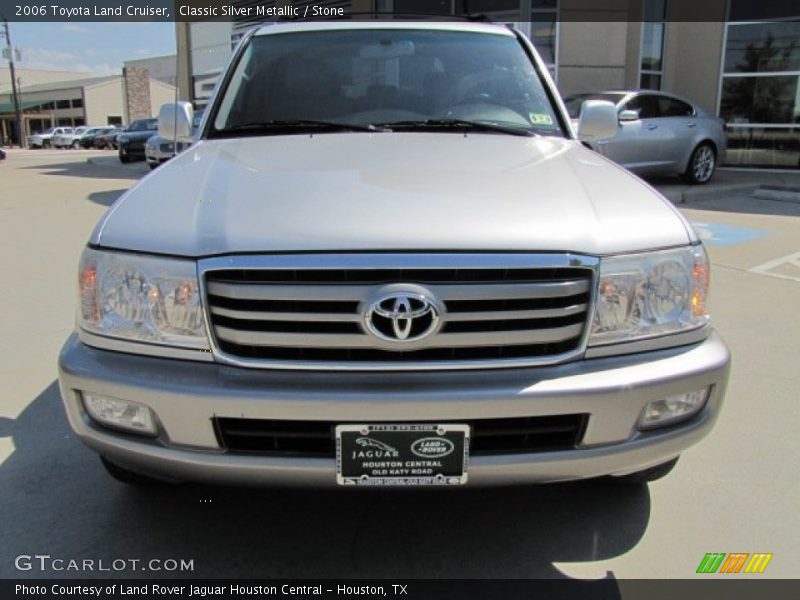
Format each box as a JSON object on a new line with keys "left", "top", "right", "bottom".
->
{"left": 58, "top": 21, "right": 730, "bottom": 487}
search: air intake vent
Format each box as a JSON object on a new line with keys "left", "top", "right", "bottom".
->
{"left": 214, "top": 415, "right": 589, "bottom": 457}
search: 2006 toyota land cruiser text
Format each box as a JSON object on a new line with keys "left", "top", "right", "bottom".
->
{"left": 58, "top": 22, "right": 730, "bottom": 487}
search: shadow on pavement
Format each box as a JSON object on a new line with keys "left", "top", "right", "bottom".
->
{"left": 88, "top": 189, "right": 128, "bottom": 207}
{"left": 0, "top": 381, "right": 650, "bottom": 591}
{"left": 19, "top": 157, "right": 147, "bottom": 180}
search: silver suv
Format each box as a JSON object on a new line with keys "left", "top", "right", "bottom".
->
{"left": 58, "top": 22, "right": 730, "bottom": 488}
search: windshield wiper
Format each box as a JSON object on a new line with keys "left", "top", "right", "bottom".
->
{"left": 213, "top": 119, "right": 390, "bottom": 136}
{"left": 381, "top": 119, "right": 538, "bottom": 137}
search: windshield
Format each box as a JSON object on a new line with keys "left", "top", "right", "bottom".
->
{"left": 211, "top": 29, "right": 563, "bottom": 137}
{"left": 563, "top": 93, "right": 626, "bottom": 119}
{"left": 129, "top": 119, "right": 157, "bottom": 132}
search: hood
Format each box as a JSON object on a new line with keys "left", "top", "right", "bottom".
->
{"left": 121, "top": 130, "right": 156, "bottom": 141}
{"left": 93, "top": 133, "right": 693, "bottom": 257}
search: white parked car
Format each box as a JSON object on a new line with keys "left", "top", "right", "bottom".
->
{"left": 145, "top": 111, "right": 204, "bottom": 169}
{"left": 28, "top": 127, "right": 73, "bottom": 149}
{"left": 53, "top": 127, "right": 88, "bottom": 149}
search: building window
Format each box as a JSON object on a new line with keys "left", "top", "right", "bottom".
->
{"left": 389, "top": 0, "right": 451, "bottom": 14}
{"left": 107, "top": 116, "right": 122, "bottom": 126}
{"left": 28, "top": 118, "right": 47, "bottom": 134}
{"left": 71, "top": 98, "right": 83, "bottom": 108}
{"left": 720, "top": 1, "right": 800, "bottom": 169}
{"left": 640, "top": 0, "right": 666, "bottom": 90}
{"left": 531, "top": 0, "right": 559, "bottom": 80}
{"left": 55, "top": 99, "right": 71, "bottom": 109}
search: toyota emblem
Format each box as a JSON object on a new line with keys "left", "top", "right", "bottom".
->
{"left": 364, "top": 292, "right": 440, "bottom": 342}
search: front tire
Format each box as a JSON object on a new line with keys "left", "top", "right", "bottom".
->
{"left": 119, "top": 148, "right": 130, "bottom": 163}
{"left": 607, "top": 457, "right": 680, "bottom": 485}
{"left": 684, "top": 142, "right": 716, "bottom": 184}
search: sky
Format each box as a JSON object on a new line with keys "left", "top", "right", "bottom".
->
{"left": 1, "top": 22, "right": 177, "bottom": 76}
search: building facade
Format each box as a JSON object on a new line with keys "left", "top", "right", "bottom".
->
{"left": 0, "top": 73, "right": 176, "bottom": 143}
{"left": 123, "top": 54, "right": 179, "bottom": 87}
{"left": 175, "top": 0, "right": 799, "bottom": 169}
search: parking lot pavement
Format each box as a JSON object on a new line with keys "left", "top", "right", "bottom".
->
{"left": 0, "top": 152, "right": 797, "bottom": 581}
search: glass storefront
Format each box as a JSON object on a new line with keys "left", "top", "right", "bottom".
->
{"left": 387, "top": 0, "right": 559, "bottom": 78}
{"left": 720, "top": 1, "right": 800, "bottom": 169}
{"left": 640, "top": 0, "right": 666, "bottom": 90}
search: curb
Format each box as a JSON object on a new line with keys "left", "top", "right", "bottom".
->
{"left": 662, "top": 183, "right": 800, "bottom": 205}
{"left": 678, "top": 183, "right": 760, "bottom": 204}
{"left": 753, "top": 186, "right": 800, "bottom": 204}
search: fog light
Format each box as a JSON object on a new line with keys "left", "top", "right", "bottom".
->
{"left": 82, "top": 393, "right": 157, "bottom": 436}
{"left": 639, "top": 388, "right": 710, "bottom": 430}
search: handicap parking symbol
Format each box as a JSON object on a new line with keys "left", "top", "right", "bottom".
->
{"left": 690, "top": 221, "right": 768, "bottom": 246}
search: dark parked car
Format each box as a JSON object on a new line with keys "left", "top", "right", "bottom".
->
{"left": 94, "top": 128, "right": 122, "bottom": 150}
{"left": 117, "top": 118, "right": 158, "bottom": 163}
{"left": 79, "top": 127, "right": 116, "bottom": 149}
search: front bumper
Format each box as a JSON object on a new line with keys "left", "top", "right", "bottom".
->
{"left": 119, "top": 142, "right": 146, "bottom": 158}
{"left": 58, "top": 332, "right": 730, "bottom": 487}
{"left": 145, "top": 150, "right": 171, "bottom": 165}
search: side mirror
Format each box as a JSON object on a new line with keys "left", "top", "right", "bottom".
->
{"left": 158, "top": 101, "right": 193, "bottom": 142}
{"left": 577, "top": 100, "right": 618, "bottom": 142}
{"left": 619, "top": 109, "right": 639, "bottom": 122}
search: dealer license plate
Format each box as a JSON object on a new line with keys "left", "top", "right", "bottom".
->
{"left": 335, "top": 423, "right": 469, "bottom": 486}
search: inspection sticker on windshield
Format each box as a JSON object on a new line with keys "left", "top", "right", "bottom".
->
{"left": 336, "top": 424, "right": 469, "bottom": 486}
{"left": 529, "top": 112, "right": 553, "bottom": 125}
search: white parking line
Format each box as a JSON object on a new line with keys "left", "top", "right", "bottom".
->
{"left": 749, "top": 251, "right": 800, "bottom": 282}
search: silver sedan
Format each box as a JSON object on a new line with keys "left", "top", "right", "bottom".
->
{"left": 564, "top": 91, "right": 726, "bottom": 184}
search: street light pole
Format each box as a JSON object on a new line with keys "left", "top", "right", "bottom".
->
{"left": 2, "top": 19, "right": 25, "bottom": 148}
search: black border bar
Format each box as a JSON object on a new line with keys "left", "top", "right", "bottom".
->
{"left": 1, "top": 0, "right": 798, "bottom": 22}
{"left": 4, "top": 579, "right": 800, "bottom": 600}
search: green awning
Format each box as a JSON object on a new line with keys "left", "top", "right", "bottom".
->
{"left": 0, "top": 100, "right": 49, "bottom": 113}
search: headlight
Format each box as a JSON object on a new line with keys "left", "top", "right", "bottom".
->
{"left": 78, "top": 247, "right": 209, "bottom": 349}
{"left": 589, "top": 245, "right": 710, "bottom": 345}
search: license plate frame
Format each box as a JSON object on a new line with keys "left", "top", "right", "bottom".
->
{"left": 335, "top": 423, "right": 470, "bottom": 486}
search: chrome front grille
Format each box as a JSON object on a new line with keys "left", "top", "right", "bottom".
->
{"left": 200, "top": 254, "right": 597, "bottom": 370}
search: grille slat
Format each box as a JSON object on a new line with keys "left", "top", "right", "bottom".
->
{"left": 210, "top": 306, "right": 364, "bottom": 322}
{"left": 203, "top": 256, "right": 594, "bottom": 369}
{"left": 208, "top": 267, "right": 584, "bottom": 285}
{"left": 214, "top": 322, "right": 585, "bottom": 348}
{"left": 207, "top": 280, "right": 590, "bottom": 302}
{"left": 215, "top": 415, "right": 589, "bottom": 457}
{"left": 445, "top": 303, "right": 588, "bottom": 322}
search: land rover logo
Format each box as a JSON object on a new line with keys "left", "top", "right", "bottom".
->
{"left": 364, "top": 291, "right": 440, "bottom": 343}
{"left": 411, "top": 437, "right": 455, "bottom": 458}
